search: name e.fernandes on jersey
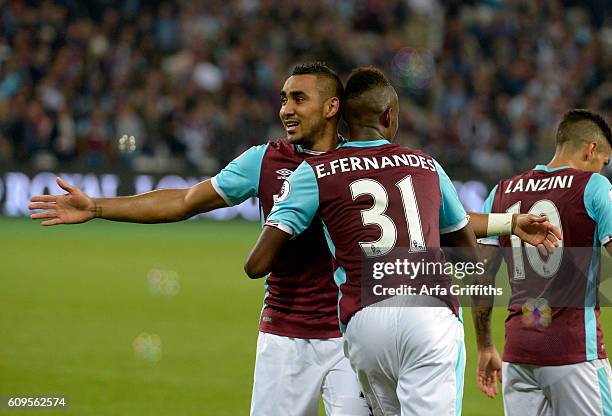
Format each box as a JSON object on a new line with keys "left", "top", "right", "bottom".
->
{"left": 314, "top": 154, "right": 436, "bottom": 178}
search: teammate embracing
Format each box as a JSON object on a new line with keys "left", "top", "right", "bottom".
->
{"left": 31, "top": 62, "right": 559, "bottom": 415}
{"left": 30, "top": 63, "right": 371, "bottom": 416}
{"left": 244, "top": 67, "right": 561, "bottom": 415}
{"left": 476, "top": 109, "right": 612, "bottom": 415}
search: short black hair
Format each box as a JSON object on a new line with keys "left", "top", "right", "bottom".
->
{"left": 344, "top": 66, "right": 391, "bottom": 101}
{"left": 291, "top": 62, "right": 343, "bottom": 99}
{"left": 557, "top": 109, "right": 612, "bottom": 148}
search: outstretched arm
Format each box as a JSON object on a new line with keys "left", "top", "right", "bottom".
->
{"left": 30, "top": 144, "right": 269, "bottom": 226}
{"left": 29, "top": 177, "right": 227, "bottom": 226}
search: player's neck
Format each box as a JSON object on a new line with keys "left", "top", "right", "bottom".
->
{"left": 547, "top": 153, "right": 578, "bottom": 170}
{"left": 305, "top": 133, "right": 338, "bottom": 153}
{"left": 348, "top": 126, "right": 387, "bottom": 142}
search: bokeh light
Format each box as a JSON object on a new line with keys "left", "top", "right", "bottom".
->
{"left": 521, "top": 298, "right": 552, "bottom": 329}
{"left": 118, "top": 134, "right": 137, "bottom": 153}
{"left": 391, "top": 47, "right": 436, "bottom": 92}
{"left": 132, "top": 333, "right": 163, "bottom": 364}
{"left": 147, "top": 268, "right": 181, "bottom": 297}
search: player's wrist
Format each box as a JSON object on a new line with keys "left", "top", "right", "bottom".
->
{"left": 89, "top": 199, "right": 101, "bottom": 219}
{"left": 477, "top": 343, "right": 496, "bottom": 352}
{"left": 486, "top": 213, "right": 514, "bottom": 236}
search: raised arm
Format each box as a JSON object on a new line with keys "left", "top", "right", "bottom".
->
{"left": 29, "top": 177, "right": 227, "bottom": 225}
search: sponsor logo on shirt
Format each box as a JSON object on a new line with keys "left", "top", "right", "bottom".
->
{"left": 276, "top": 168, "right": 293, "bottom": 180}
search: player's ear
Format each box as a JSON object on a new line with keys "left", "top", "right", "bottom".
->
{"left": 586, "top": 142, "right": 598, "bottom": 160}
{"left": 381, "top": 106, "right": 392, "bottom": 128}
{"left": 324, "top": 96, "right": 340, "bottom": 119}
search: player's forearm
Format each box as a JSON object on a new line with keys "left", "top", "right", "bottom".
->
{"left": 92, "top": 180, "right": 228, "bottom": 223}
{"left": 471, "top": 245, "right": 502, "bottom": 349}
{"left": 93, "top": 189, "right": 192, "bottom": 223}
{"left": 245, "top": 226, "right": 291, "bottom": 278}
{"left": 440, "top": 223, "right": 480, "bottom": 266}
{"left": 471, "top": 272, "right": 496, "bottom": 349}
{"left": 468, "top": 213, "right": 488, "bottom": 238}
{"left": 472, "top": 306, "right": 494, "bottom": 350}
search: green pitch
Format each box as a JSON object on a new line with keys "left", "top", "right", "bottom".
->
{"left": 0, "top": 217, "right": 609, "bottom": 415}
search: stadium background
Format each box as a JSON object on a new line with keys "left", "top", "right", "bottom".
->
{"left": 1, "top": 0, "right": 611, "bottom": 414}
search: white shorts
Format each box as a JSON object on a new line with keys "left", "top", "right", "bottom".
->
{"left": 503, "top": 359, "right": 612, "bottom": 416}
{"left": 250, "top": 331, "right": 371, "bottom": 416}
{"left": 343, "top": 297, "right": 465, "bottom": 416}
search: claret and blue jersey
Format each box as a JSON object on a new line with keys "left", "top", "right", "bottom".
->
{"left": 211, "top": 138, "right": 341, "bottom": 339}
{"left": 481, "top": 165, "right": 612, "bottom": 365}
{"left": 266, "top": 139, "right": 469, "bottom": 330}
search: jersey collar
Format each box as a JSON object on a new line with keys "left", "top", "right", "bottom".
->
{"left": 341, "top": 139, "right": 391, "bottom": 148}
{"left": 533, "top": 164, "right": 571, "bottom": 172}
{"left": 295, "top": 134, "right": 346, "bottom": 154}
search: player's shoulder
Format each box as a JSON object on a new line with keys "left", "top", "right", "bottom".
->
{"left": 586, "top": 172, "right": 611, "bottom": 186}
{"left": 265, "top": 137, "right": 312, "bottom": 160}
{"left": 584, "top": 172, "right": 612, "bottom": 202}
{"left": 258, "top": 137, "right": 290, "bottom": 156}
{"left": 266, "top": 137, "right": 291, "bottom": 149}
{"left": 394, "top": 145, "right": 432, "bottom": 158}
{"left": 384, "top": 144, "right": 439, "bottom": 167}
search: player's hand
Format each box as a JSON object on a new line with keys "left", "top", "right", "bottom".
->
{"left": 476, "top": 346, "right": 502, "bottom": 398}
{"left": 29, "top": 177, "right": 96, "bottom": 226}
{"left": 513, "top": 214, "right": 562, "bottom": 256}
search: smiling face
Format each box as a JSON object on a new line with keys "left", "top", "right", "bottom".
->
{"left": 279, "top": 74, "right": 328, "bottom": 147}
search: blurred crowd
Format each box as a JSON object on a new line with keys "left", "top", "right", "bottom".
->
{"left": 0, "top": 0, "right": 610, "bottom": 180}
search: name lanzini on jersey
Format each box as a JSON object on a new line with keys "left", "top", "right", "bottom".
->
{"left": 503, "top": 175, "right": 575, "bottom": 194}
{"left": 314, "top": 154, "right": 436, "bottom": 178}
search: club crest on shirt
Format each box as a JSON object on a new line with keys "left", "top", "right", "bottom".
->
{"left": 273, "top": 180, "right": 291, "bottom": 204}
{"left": 276, "top": 168, "right": 294, "bottom": 180}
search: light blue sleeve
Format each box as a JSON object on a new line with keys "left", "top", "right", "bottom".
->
{"left": 211, "top": 144, "right": 268, "bottom": 206}
{"left": 479, "top": 185, "right": 500, "bottom": 245}
{"left": 434, "top": 160, "right": 468, "bottom": 234}
{"left": 584, "top": 173, "right": 612, "bottom": 245}
{"left": 265, "top": 161, "right": 319, "bottom": 236}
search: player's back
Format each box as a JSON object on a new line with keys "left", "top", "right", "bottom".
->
{"left": 485, "top": 165, "right": 610, "bottom": 365}
{"left": 300, "top": 140, "right": 465, "bottom": 329}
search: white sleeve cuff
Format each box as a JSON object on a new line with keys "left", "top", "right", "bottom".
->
{"left": 210, "top": 176, "right": 234, "bottom": 207}
{"left": 265, "top": 221, "right": 294, "bottom": 236}
{"left": 601, "top": 235, "right": 612, "bottom": 246}
{"left": 440, "top": 216, "right": 469, "bottom": 234}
